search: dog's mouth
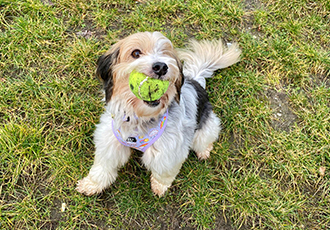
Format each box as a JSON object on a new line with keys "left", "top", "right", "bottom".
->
{"left": 144, "top": 100, "right": 160, "bottom": 107}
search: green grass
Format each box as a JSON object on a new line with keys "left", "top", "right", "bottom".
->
{"left": 1, "top": 0, "right": 330, "bottom": 229}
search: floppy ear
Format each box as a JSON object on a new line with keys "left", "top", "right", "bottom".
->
{"left": 96, "top": 45, "right": 120, "bottom": 102}
{"left": 174, "top": 57, "right": 184, "bottom": 103}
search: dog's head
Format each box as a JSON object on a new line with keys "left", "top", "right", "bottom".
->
{"left": 97, "top": 32, "right": 183, "bottom": 117}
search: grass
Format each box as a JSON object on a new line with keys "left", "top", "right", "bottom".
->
{"left": 1, "top": 0, "right": 329, "bottom": 229}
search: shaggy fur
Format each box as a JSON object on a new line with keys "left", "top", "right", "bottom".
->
{"left": 76, "top": 32, "right": 241, "bottom": 196}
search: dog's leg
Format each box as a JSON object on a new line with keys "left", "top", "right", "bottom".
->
{"left": 150, "top": 163, "right": 183, "bottom": 197}
{"left": 143, "top": 144, "right": 189, "bottom": 197}
{"left": 76, "top": 121, "right": 131, "bottom": 196}
{"left": 192, "top": 111, "right": 221, "bottom": 160}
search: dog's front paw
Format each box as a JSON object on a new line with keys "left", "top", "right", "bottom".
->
{"left": 76, "top": 175, "right": 104, "bottom": 196}
{"left": 150, "top": 176, "right": 170, "bottom": 197}
{"left": 196, "top": 144, "right": 213, "bottom": 160}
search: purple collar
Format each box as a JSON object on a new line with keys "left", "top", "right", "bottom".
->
{"left": 112, "top": 110, "right": 168, "bottom": 152}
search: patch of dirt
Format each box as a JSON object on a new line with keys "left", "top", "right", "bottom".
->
{"left": 41, "top": 0, "right": 55, "bottom": 6}
{"left": 72, "top": 19, "right": 107, "bottom": 41}
{"left": 44, "top": 198, "right": 63, "bottom": 230}
{"left": 154, "top": 205, "right": 233, "bottom": 230}
{"left": 266, "top": 89, "right": 298, "bottom": 132}
{"left": 243, "top": 0, "right": 262, "bottom": 11}
{"left": 240, "top": 0, "right": 265, "bottom": 41}
{"left": 313, "top": 73, "right": 330, "bottom": 88}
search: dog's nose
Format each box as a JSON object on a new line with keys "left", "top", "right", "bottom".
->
{"left": 152, "top": 62, "right": 168, "bottom": 77}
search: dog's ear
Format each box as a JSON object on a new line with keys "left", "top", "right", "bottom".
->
{"left": 174, "top": 57, "right": 184, "bottom": 103}
{"left": 96, "top": 45, "right": 120, "bottom": 102}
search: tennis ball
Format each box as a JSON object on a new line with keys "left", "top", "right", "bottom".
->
{"left": 129, "top": 71, "right": 169, "bottom": 101}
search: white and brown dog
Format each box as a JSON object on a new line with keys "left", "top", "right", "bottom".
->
{"left": 76, "top": 32, "right": 241, "bottom": 197}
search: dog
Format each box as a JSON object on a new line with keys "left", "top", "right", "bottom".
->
{"left": 76, "top": 31, "right": 241, "bottom": 197}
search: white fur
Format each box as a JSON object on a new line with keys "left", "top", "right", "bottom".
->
{"left": 178, "top": 39, "right": 241, "bottom": 88}
{"left": 76, "top": 33, "right": 241, "bottom": 197}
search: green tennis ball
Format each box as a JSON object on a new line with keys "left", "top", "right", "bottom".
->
{"left": 129, "top": 71, "right": 169, "bottom": 101}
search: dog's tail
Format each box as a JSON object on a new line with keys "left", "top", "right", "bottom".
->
{"left": 178, "top": 39, "right": 241, "bottom": 88}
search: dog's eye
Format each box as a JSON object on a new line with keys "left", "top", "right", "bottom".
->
{"left": 131, "top": 49, "right": 142, "bottom": 59}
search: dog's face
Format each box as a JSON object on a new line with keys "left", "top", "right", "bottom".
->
{"left": 97, "top": 32, "right": 183, "bottom": 117}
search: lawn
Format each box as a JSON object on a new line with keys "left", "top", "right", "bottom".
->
{"left": 1, "top": 0, "right": 329, "bottom": 229}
